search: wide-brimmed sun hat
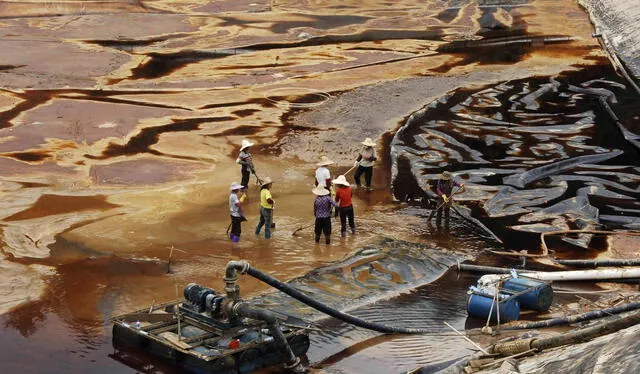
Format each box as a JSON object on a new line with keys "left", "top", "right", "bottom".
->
{"left": 361, "top": 138, "right": 376, "bottom": 147}
{"left": 240, "top": 139, "right": 254, "bottom": 151}
{"left": 316, "top": 156, "right": 335, "bottom": 166}
{"left": 230, "top": 182, "right": 244, "bottom": 191}
{"left": 260, "top": 176, "right": 273, "bottom": 187}
{"left": 439, "top": 171, "right": 452, "bottom": 180}
{"left": 332, "top": 175, "right": 350, "bottom": 186}
{"left": 312, "top": 185, "right": 330, "bottom": 196}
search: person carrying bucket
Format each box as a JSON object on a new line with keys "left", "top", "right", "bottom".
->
{"left": 255, "top": 177, "right": 274, "bottom": 239}
{"left": 228, "top": 182, "right": 247, "bottom": 244}
{"left": 332, "top": 175, "right": 355, "bottom": 237}
{"left": 236, "top": 139, "right": 260, "bottom": 188}
{"left": 312, "top": 185, "right": 339, "bottom": 245}
{"left": 354, "top": 138, "right": 377, "bottom": 190}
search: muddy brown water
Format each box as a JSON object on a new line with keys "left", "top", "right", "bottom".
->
{"left": 0, "top": 0, "right": 629, "bottom": 373}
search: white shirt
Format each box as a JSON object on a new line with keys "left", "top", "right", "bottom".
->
{"left": 315, "top": 166, "right": 331, "bottom": 187}
{"left": 229, "top": 193, "right": 242, "bottom": 217}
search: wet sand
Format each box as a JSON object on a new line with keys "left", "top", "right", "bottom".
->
{"left": 0, "top": 0, "right": 625, "bottom": 373}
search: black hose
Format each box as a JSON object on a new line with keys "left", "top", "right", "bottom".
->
{"left": 531, "top": 309, "right": 640, "bottom": 350}
{"left": 502, "top": 301, "right": 640, "bottom": 330}
{"left": 492, "top": 310, "right": 640, "bottom": 356}
{"left": 234, "top": 302, "right": 300, "bottom": 368}
{"left": 244, "top": 265, "right": 433, "bottom": 334}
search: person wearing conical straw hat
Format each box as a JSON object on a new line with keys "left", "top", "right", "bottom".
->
{"left": 236, "top": 139, "right": 255, "bottom": 189}
{"left": 255, "top": 177, "right": 274, "bottom": 239}
{"left": 315, "top": 156, "right": 335, "bottom": 188}
{"left": 332, "top": 175, "right": 356, "bottom": 237}
{"left": 434, "top": 171, "right": 465, "bottom": 225}
{"left": 228, "top": 182, "right": 247, "bottom": 244}
{"left": 354, "top": 138, "right": 377, "bottom": 190}
{"left": 312, "top": 185, "right": 339, "bottom": 245}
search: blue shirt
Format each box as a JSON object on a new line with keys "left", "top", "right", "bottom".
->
{"left": 314, "top": 195, "right": 338, "bottom": 218}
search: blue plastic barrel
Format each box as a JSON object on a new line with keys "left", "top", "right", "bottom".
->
{"left": 502, "top": 277, "right": 553, "bottom": 312}
{"left": 467, "top": 293, "right": 520, "bottom": 322}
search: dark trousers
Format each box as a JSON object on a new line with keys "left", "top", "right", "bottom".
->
{"left": 436, "top": 198, "right": 451, "bottom": 224}
{"left": 339, "top": 205, "right": 355, "bottom": 235}
{"left": 230, "top": 216, "right": 243, "bottom": 236}
{"left": 314, "top": 217, "right": 331, "bottom": 244}
{"left": 354, "top": 166, "right": 373, "bottom": 187}
{"left": 241, "top": 168, "right": 250, "bottom": 188}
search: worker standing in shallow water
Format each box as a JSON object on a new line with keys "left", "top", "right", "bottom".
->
{"left": 313, "top": 185, "right": 339, "bottom": 244}
{"left": 228, "top": 182, "right": 246, "bottom": 244}
{"left": 315, "top": 156, "right": 334, "bottom": 188}
{"left": 236, "top": 139, "right": 255, "bottom": 189}
{"left": 332, "top": 175, "right": 356, "bottom": 237}
{"left": 435, "top": 171, "right": 465, "bottom": 224}
{"left": 255, "top": 177, "right": 274, "bottom": 239}
{"left": 354, "top": 138, "right": 377, "bottom": 190}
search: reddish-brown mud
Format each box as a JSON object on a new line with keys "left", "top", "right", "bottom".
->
{"left": 0, "top": 0, "right": 625, "bottom": 373}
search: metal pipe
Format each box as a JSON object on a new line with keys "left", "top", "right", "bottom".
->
{"left": 458, "top": 263, "right": 640, "bottom": 281}
{"left": 519, "top": 268, "right": 640, "bottom": 281}
{"left": 225, "top": 260, "right": 249, "bottom": 280}
{"left": 224, "top": 260, "right": 249, "bottom": 301}
{"left": 457, "top": 263, "right": 532, "bottom": 274}
{"left": 555, "top": 259, "right": 640, "bottom": 268}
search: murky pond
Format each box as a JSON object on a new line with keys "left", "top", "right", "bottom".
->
{"left": 0, "top": 0, "right": 637, "bottom": 373}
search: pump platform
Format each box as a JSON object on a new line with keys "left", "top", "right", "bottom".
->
{"left": 111, "top": 283, "right": 312, "bottom": 373}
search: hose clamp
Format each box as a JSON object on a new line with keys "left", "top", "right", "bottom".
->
{"left": 283, "top": 357, "right": 301, "bottom": 370}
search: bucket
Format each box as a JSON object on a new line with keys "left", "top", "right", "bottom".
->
{"left": 502, "top": 277, "right": 553, "bottom": 312}
{"left": 467, "top": 293, "right": 520, "bottom": 322}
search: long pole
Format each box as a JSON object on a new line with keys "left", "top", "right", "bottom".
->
{"left": 292, "top": 222, "right": 315, "bottom": 236}
{"left": 443, "top": 322, "right": 490, "bottom": 355}
{"left": 343, "top": 164, "right": 357, "bottom": 176}
{"left": 428, "top": 185, "right": 461, "bottom": 221}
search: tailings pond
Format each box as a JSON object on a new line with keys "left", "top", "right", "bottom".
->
{"left": 1, "top": 0, "right": 639, "bottom": 373}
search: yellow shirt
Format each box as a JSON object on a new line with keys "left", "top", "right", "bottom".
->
{"left": 260, "top": 188, "right": 273, "bottom": 209}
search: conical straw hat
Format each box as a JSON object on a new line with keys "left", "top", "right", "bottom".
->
{"left": 312, "top": 185, "right": 330, "bottom": 196}
{"left": 317, "top": 156, "right": 335, "bottom": 166}
{"left": 240, "top": 139, "right": 254, "bottom": 151}
{"left": 361, "top": 138, "right": 376, "bottom": 147}
{"left": 230, "top": 182, "right": 244, "bottom": 191}
{"left": 332, "top": 175, "right": 350, "bottom": 186}
{"left": 260, "top": 177, "right": 273, "bottom": 186}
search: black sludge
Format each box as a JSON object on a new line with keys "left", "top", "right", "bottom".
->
{"left": 391, "top": 65, "right": 640, "bottom": 249}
